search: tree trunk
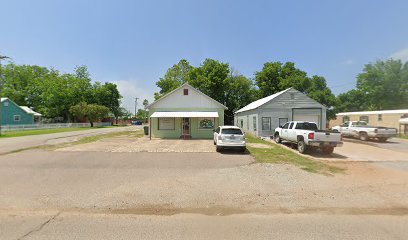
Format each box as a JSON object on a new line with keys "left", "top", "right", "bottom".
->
{"left": 90, "top": 122, "right": 94, "bottom": 127}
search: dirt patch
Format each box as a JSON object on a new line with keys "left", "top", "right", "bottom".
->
{"left": 246, "top": 143, "right": 270, "bottom": 149}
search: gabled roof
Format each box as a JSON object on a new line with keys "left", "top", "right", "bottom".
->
{"left": 148, "top": 82, "right": 228, "bottom": 109}
{"left": 235, "top": 88, "right": 292, "bottom": 113}
{"left": 1, "top": 97, "right": 42, "bottom": 116}
{"left": 20, "top": 106, "right": 42, "bottom": 116}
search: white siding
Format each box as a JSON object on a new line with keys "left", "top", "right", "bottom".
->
{"left": 151, "top": 85, "right": 224, "bottom": 109}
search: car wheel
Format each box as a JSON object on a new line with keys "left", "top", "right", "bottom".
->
{"left": 359, "top": 132, "right": 368, "bottom": 141}
{"left": 240, "top": 147, "right": 246, "bottom": 153}
{"left": 216, "top": 146, "right": 222, "bottom": 152}
{"left": 378, "top": 137, "right": 387, "bottom": 142}
{"left": 213, "top": 140, "right": 216, "bottom": 145}
{"left": 275, "top": 134, "right": 282, "bottom": 144}
{"left": 322, "top": 146, "right": 334, "bottom": 154}
{"left": 297, "top": 140, "right": 307, "bottom": 154}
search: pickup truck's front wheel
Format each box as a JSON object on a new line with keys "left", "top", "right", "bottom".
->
{"left": 274, "top": 133, "right": 282, "bottom": 144}
{"left": 297, "top": 140, "right": 307, "bottom": 154}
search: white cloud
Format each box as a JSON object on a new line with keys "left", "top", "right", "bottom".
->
{"left": 390, "top": 48, "right": 408, "bottom": 63}
{"left": 113, "top": 80, "right": 154, "bottom": 114}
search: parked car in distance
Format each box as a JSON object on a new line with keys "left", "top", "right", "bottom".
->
{"left": 274, "top": 121, "right": 343, "bottom": 154}
{"left": 214, "top": 126, "right": 246, "bottom": 152}
{"left": 331, "top": 121, "right": 397, "bottom": 142}
{"left": 131, "top": 120, "right": 142, "bottom": 125}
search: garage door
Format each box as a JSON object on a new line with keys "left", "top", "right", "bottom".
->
{"left": 292, "top": 109, "right": 321, "bottom": 128}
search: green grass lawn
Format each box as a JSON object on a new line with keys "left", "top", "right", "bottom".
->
{"left": 245, "top": 134, "right": 344, "bottom": 175}
{"left": 0, "top": 126, "right": 118, "bottom": 138}
{"left": 397, "top": 135, "right": 408, "bottom": 140}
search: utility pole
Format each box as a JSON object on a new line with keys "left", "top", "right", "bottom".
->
{"left": 134, "top": 97, "right": 139, "bottom": 118}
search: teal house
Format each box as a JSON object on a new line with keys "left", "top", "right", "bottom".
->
{"left": 1, "top": 98, "right": 42, "bottom": 125}
{"left": 147, "top": 83, "right": 226, "bottom": 139}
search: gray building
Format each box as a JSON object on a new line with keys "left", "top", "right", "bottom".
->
{"left": 234, "top": 88, "right": 327, "bottom": 137}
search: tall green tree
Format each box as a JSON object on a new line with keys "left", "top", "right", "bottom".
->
{"left": 255, "top": 61, "right": 336, "bottom": 120}
{"left": 0, "top": 63, "right": 122, "bottom": 122}
{"left": 223, "top": 72, "right": 258, "bottom": 123}
{"left": 92, "top": 82, "right": 122, "bottom": 123}
{"left": 356, "top": 59, "right": 408, "bottom": 110}
{"left": 143, "top": 99, "right": 149, "bottom": 110}
{"left": 335, "top": 89, "right": 367, "bottom": 113}
{"left": 188, "top": 59, "right": 230, "bottom": 105}
{"left": 70, "top": 102, "right": 110, "bottom": 127}
{"left": 155, "top": 59, "right": 193, "bottom": 100}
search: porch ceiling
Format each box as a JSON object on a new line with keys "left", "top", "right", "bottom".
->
{"left": 150, "top": 111, "right": 219, "bottom": 118}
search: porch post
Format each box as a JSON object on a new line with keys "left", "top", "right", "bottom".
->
{"left": 149, "top": 117, "right": 151, "bottom": 140}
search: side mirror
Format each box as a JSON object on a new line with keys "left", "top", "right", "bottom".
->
{"left": 279, "top": 125, "right": 282, "bottom": 128}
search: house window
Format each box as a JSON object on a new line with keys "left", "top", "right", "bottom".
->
{"left": 262, "top": 117, "right": 271, "bottom": 131}
{"left": 378, "top": 114, "right": 382, "bottom": 121}
{"left": 14, "top": 115, "right": 21, "bottom": 122}
{"left": 240, "top": 119, "right": 243, "bottom": 129}
{"left": 198, "top": 118, "right": 214, "bottom": 130}
{"left": 3, "top": 101, "right": 9, "bottom": 107}
{"left": 359, "top": 115, "right": 369, "bottom": 123}
{"left": 290, "top": 93, "right": 295, "bottom": 99}
{"left": 342, "top": 116, "right": 350, "bottom": 123}
{"left": 158, "top": 118, "right": 175, "bottom": 130}
{"left": 183, "top": 89, "right": 188, "bottom": 95}
{"left": 253, "top": 116, "right": 257, "bottom": 131}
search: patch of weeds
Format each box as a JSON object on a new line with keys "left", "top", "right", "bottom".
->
{"left": 245, "top": 134, "right": 345, "bottom": 175}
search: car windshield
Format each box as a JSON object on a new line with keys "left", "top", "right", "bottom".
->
{"left": 221, "top": 128, "right": 243, "bottom": 135}
{"left": 295, "top": 122, "right": 318, "bottom": 130}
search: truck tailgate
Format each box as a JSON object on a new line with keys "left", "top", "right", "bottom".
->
{"left": 377, "top": 128, "right": 397, "bottom": 135}
{"left": 314, "top": 132, "right": 341, "bottom": 142}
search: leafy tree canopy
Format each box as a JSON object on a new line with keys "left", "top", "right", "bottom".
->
{"left": 255, "top": 61, "right": 336, "bottom": 119}
{"left": 70, "top": 102, "right": 110, "bottom": 127}
{"left": 356, "top": 59, "right": 408, "bottom": 110}
{"left": 0, "top": 63, "right": 122, "bottom": 122}
{"left": 155, "top": 59, "right": 193, "bottom": 100}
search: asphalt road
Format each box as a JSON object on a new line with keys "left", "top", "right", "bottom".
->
{"left": 0, "top": 126, "right": 140, "bottom": 155}
{"left": 2, "top": 212, "right": 407, "bottom": 240}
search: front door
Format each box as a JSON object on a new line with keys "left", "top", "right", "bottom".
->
{"left": 182, "top": 118, "right": 191, "bottom": 137}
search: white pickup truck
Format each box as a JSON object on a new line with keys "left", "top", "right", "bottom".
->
{"left": 331, "top": 121, "right": 397, "bottom": 142}
{"left": 274, "top": 121, "right": 343, "bottom": 154}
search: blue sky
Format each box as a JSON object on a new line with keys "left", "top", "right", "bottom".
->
{"left": 1, "top": 0, "right": 408, "bottom": 112}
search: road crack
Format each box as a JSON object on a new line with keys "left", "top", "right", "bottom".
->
{"left": 16, "top": 211, "right": 61, "bottom": 240}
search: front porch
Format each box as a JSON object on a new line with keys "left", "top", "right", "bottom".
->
{"left": 149, "top": 112, "right": 220, "bottom": 139}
